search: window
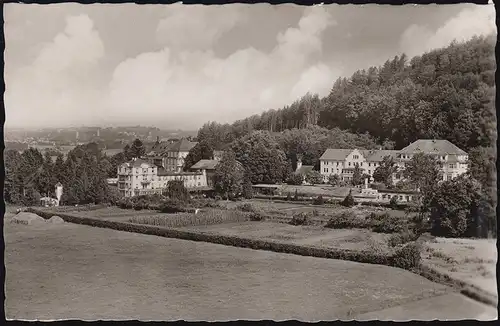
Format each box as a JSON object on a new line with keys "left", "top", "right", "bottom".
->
{"left": 449, "top": 164, "right": 456, "bottom": 169}
{"left": 348, "top": 162, "right": 351, "bottom": 166}
{"left": 368, "top": 163, "right": 371, "bottom": 167}
{"left": 336, "top": 162, "right": 339, "bottom": 166}
{"left": 353, "top": 155, "right": 359, "bottom": 159}
{"left": 360, "top": 162, "right": 363, "bottom": 167}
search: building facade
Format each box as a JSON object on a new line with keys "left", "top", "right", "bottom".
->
{"left": 319, "top": 139, "right": 468, "bottom": 184}
{"left": 117, "top": 158, "right": 207, "bottom": 198}
{"left": 146, "top": 138, "right": 197, "bottom": 172}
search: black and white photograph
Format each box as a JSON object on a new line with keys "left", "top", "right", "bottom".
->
{"left": 2, "top": 1, "right": 498, "bottom": 321}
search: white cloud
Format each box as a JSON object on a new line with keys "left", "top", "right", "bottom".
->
{"left": 5, "top": 14, "right": 105, "bottom": 128}
{"left": 155, "top": 3, "right": 245, "bottom": 51}
{"left": 400, "top": 5, "right": 496, "bottom": 57}
{"left": 105, "top": 6, "right": 338, "bottom": 128}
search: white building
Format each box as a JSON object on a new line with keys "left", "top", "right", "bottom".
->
{"left": 319, "top": 139, "right": 468, "bottom": 184}
{"left": 117, "top": 158, "right": 208, "bottom": 198}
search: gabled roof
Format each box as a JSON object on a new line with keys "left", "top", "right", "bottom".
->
{"left": 320, "top": 149, "right": 354, "bottom": 161}
{"left": 361, "top": 150, "right": 399, "bottom": 162}
{"left": 296, "top": 165, "right": 314, "bottom": 175}
{"left": 400, "top": 139, "right": 467, "bottom": 155}
{"left": 166, "top": 138, "right": 197, "bottom": 153}
{"left": 191, "top": 159, "right": 219, "bottom": 170}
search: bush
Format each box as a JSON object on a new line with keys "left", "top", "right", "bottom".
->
{"left": 289, "top": 212, "right": 312, "bottom": 226}
{"left": 325, "top": 211, "right": 369, "bottom": 229}
{"left": 313, "top": 195, "right": 325, "bottom": 205}
{"left": 390, "top": 241, "right": 422, "bottom": 270}
{"left": 388, "top": 228, "right": 418, "bottom": 247}
{"left": 237, "top": 203, "right": 258, "bottom": 212}
{"left": 159, "top": 198, "right": 190, "bottom": 214}
{"left": 341, "top": 191, "right": 355, "bottom": 207}
{"left": 249, "top": 212, "right": 265, "bottom": 221}
{"left": 370, "top": 213, "right": 405, "bottom": 234}
{"left": 286, "top": 193, "right": 292, "bottom": 201}
{"left": 389, "top": 196, "right": 399, "bottom": 209}
{"left": 287, "top": 174, "right": 304, "bottom": 185}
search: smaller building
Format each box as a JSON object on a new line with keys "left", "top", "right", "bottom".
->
{"left": 190, "top": 159, "right": 219, "bottom": 187}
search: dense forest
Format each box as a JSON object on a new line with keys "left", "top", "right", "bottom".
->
{"left": 199, "top": 35, "right": 495, "bottom": 152}
{"left": 196, "top": 34, "right": 496, "bottom": 180}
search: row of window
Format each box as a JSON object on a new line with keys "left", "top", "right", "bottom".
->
{"left": 324, "top": 161, "right": 380, "bottom": 168}
{"left": 322, "top": 168, "right": 374, "bottom": 175}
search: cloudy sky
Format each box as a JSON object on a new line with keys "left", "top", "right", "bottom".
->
{"left": 4, "top": 3, "right": 496, "bottom": 130}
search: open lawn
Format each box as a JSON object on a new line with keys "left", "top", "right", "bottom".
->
{"left": 179, "top": 221, "right": 393, "bottom": 253}
{"left": 5, "top": 220, "right": 496, "bottom": 321}
{"left": 422, "top": 237, "right": 497, "bottom": 300}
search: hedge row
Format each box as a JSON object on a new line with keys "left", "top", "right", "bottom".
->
{"left": 26, "top": 207, "right": 419, "bottom": 270}
{"left": 252, "top": 195, "right": 411, "bottom": 210}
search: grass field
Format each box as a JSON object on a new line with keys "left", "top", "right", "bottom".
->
{"left": 178, "top": 221, "right": 393, "bottom": 253}
{"left": 422, "top": 237, "right": 497, "bottom": 299}
{"left": 6, "top": 220, "right": 497, "bottom": 321}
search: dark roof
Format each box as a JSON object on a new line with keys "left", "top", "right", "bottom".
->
{"left": 191, "top": 159, "right": 219, "bottom": 170}
{"left": 296, "top": 165, "right": 314, "bottom": 175}
{"left": 167, "top": 138, "right": 197, "bottom": 153}
{"left": 400, "top": 139, "right": 467, "bottom": 155}
{"left": 319, "top": 149, "right": 354, "bottom": 161}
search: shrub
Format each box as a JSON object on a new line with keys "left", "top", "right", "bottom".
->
{"left": 167, "top": 180, "right": 190, "bottom": 202}
{"left": 289, "top": 212, "right": 311, "bottom": 226}
{"left": 237, "top": 203, "right": 258, "bottom": 212}
{"left": 370, "top": 213, "right": 405, "bottom": 234}
{"left": 389, "top": 196, "right": 399, "bottom": 209}
{"left": 249, "top": 212, "right": 265, "bottom": 221}
{"left": 390, "top": 241, "right": 422, "bottom": 270}
{"left": 325, "top": 211, "right": 369, "bottom": 229}
{"left": 341, "top": 191, "right": 356, "bottom": 207}
{"left": 313, "top": 195, "right": 325, "bottom": 205}
{"left": 159, "top": 198, "right": 190, "bottom": 214}
{"left": 286, "top": 193, "right": 292, "bottom": 201}
{"left": 287, "top": 174, "right": 304, "bottom": 185}
{"left": 388, "top": 228, "right": 417, "bottom": 247}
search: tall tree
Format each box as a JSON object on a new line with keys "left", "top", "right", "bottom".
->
{"left": 230, "top": 131, "right": 288, "bottom": 184}
{"left": 372, "top": 155, "right": 399, "bottom": 187}
{"left": 183, "top": 141, "right": 214, "bottom": 171}
{"left": 129, "top": 138, "right": 146, "bottom": 159}
{"left": 213, "top": 150, "right": 244, "bottom": 199}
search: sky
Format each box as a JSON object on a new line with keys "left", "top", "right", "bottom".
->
{"left": 4, "top": 3, "right": 496, "bottom": 130}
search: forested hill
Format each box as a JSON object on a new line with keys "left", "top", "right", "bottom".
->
{"left": 225, "top": 34, "right": 496, "bottom": 152}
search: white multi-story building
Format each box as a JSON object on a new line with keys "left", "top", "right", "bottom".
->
{"left": 319, "top": 139, "right": 468, "bottom": 184}
{"left": 117, "top": 158, "right": 208, "bottom": 198}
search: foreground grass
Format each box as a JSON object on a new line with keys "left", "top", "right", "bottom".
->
{"left": 5, "top": 221, "right": 465, "bottom": 321}
{"left": 422, "top": 237, "right": 497, "bottom": 301}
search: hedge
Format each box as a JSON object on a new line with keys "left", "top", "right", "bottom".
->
{"left": 27, "top": 207, "right": 414, "bottom": 269}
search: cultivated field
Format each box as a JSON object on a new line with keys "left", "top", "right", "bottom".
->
{"left": 5, "top": 220, "right": 497, "bottom": 321}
